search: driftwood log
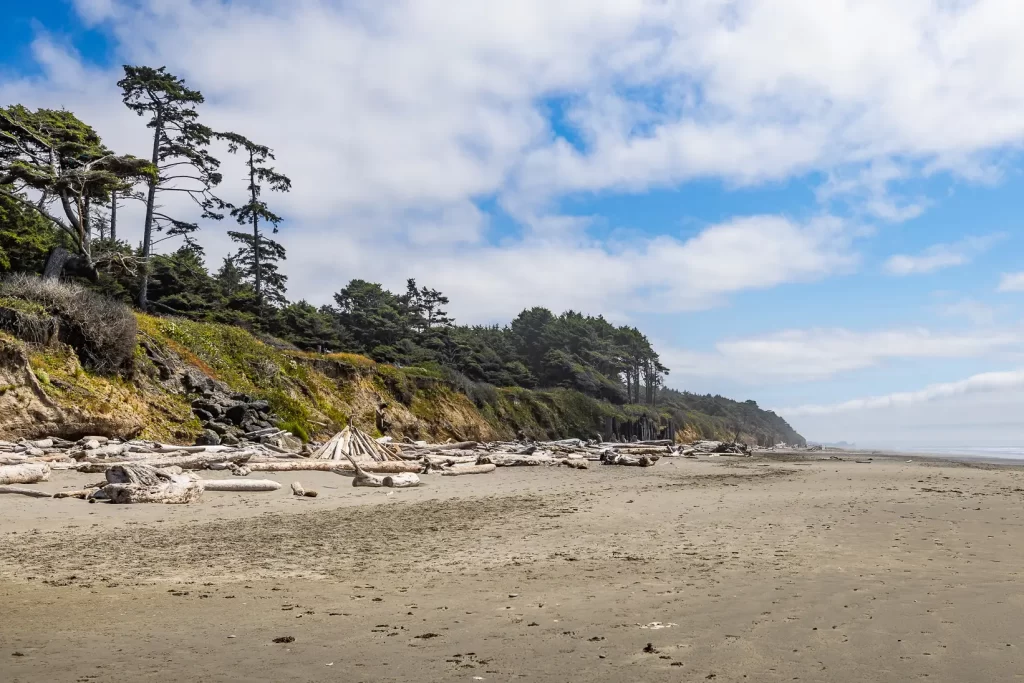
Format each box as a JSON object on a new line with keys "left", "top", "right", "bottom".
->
{"left": 247, "top": 461, "right": 423, "bottom": 474}
{"left": 78, "top": 451, "right": 254, "bottom": 474}
{"left": 382, "top": 473, "right": 421, "bottom": 487}
{"left": 53, "top": 488, "right": 100, "bottom": 499}
{"left": 0, "top": 463, "right": 51, "bottom": 485}
{"left": 202, "top": 479, "right": 281, "bottom": 492}
{"left": 0, "top": 485, "right": 53, "bottom": 498}
{"left": 477, "top": 455, "right": 556, "bottom": 467}
{"left": 439, "top": 464, "right": 497, "bottom": 476}
{"left": 290, "top": 481, "right": 318, "bottom": 497}
{"left": 601, "top": 453, "right": 657, "bottom": 467}
{"left": 102, "top": 464, "right": 204, "bottom": 504}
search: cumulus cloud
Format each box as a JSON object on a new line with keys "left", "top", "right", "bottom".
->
{"left": 884, "top": 234, "right": 1005, "bottom": 276}
{"left": 660, "top": 328, "right": 1024, "bottom": 384}
{"left": 997, "top": 272, "right": 1024, "bottom": 292}
{"left": 781, "top": 369, "right": 1024, "bottom": 417}
{"left": 4, "top": 0, "right": 1024, "bottom": 318}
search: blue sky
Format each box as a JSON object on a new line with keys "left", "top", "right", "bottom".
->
{"left": 5, "top": 0, "right": 1024, "bottom": 448}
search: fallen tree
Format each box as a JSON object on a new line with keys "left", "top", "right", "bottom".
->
{"left": 0, "top": 463, "right": 51, "bottom": 485}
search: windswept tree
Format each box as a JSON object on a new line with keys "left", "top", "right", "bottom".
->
{"left": 119, "top": 65, "right": 225, "bottom": 309}
{"left": 0, "top": 105, "right": 154, "bottom": 274}
{"left": 217, "top": 132, "right": 292, "bottom": 307}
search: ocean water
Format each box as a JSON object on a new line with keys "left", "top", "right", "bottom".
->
{"left": 890, "top": 446, "right": 1024, "bottom": 461}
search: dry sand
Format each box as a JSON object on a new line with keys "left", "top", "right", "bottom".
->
{"left": 1, "top": 454, "right": 1022, "bottom": 682}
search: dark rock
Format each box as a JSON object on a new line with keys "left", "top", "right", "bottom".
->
{"left": 221, "top": 433, "right": 241, "bottom": 446}
{"left": 231, "top": 392, "right": 250, "bottom": 403}
{"left": 257, "top": 419, "right": 274, "bottom": 430}
{"left": 193, "top": 408, "right": 213, "bottom": 422}
{"left": 249, "top": 399, "right": 270, "bottom": 413}
{"left": 224, "top": 404, "right": 248, "bottom": 425}
{"left": 191, "top": 399, "right": 222, "bottom": 418}
{"left": 196, "top": 429, "right": 221, "bottom": 446}
{"left": 206, "top": 421, "right": 231, "bottom": 436}
{"left": 241, "top": 420, "right": 262, "bottom": 434}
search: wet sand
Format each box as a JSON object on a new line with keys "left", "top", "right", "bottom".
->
{"left": 1, "top": 456, "right": 1022, "bottom": 682}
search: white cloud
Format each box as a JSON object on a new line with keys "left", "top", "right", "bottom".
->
{"left": 936, "top": 297, "right": 997, "bottom": 326}
{"left": 284, "top": 214, "right": 855, "bottom": 322}
{"left": 997, "top": 272, "right": 1024, "bottom": 292}
{"left": 884, "top": 234, "right": 1004, "bottom": 275}
{"left": 662, "top": 327, "right": 1024, "bottom": 384}
{"left": 3, "top": 0, "right": 1024, "bottom": 317}
{"left": 781, "top": 369, "right": 1024, "bottom": 417}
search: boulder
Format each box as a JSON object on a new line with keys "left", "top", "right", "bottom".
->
{"left": 249, "top": 399, "right": 270, "bottom": 413}
{"left": 224, "top": 404, "right": 248, "bottom": 425}
{"left": 195, "top": 429, "right": 221, "bottom": 446}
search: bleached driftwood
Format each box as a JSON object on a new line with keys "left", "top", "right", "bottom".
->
{"left": 0, "top": 485, "right": 53, "bottom": 498}
{"left": 439, "top": 464, "right": 496, "bottom": 476}
{"left": 78, "top": 450, "right": 254, "bottom": 474}
{"left": 53, "top": 488, "right": 100, "bottom": 499}
{"left": 0, "top": 463, "right": 51, "bottom": 485}
{"left": 202, "top": 479, "right": 281, "bottom": 492}
{"left": 247, "top": 460, "right": 423, "bottom": 474}
{"left": 560, "top": 459, "right": 589, "bottom": 469}
{"left": 290, "top": 481, "right": 318, "bottom": 497}
{"left": 382, "top": 473, "right": 421, "bottom": 487}
{"left": 99, "top": 464, "right": 203, "bottom": 504}
{"left": 477, "top": 455, "right": 557, "bottom": 467}
{"left": 600, "top": 453, "right": 657, "bottom": 467}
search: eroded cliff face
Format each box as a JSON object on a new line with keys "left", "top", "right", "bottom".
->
{"left": 1, "top": 309, "right": 805, "bottom": 446}
{"left": 0, "top": 337, "right": 144, "bottom": 440}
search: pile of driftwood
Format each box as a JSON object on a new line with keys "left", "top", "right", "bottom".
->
{"left": 0, "top": 427, "right": 755, "bottom": 504}
{"left": 392, "top": 437, "right": 680, "bottom": 469}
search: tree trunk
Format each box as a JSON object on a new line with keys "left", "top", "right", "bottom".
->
{"left": 249, "top": 150, "right": 262, "bottom": 305}
{"left": 247, "top": 460, "right": 422, "bottom": 474}
{"left": 0, "top": 463, "right": 51, "bottom": 485}
{"left": 110, "top": 190, "right": 117, "bottom": 241}
{"left": 138, "top": 109, "right": 163, "bottom": 311}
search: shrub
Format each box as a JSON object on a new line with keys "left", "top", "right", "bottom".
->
{"left": 0, "top": 274, "right": 137, "bottom": 375}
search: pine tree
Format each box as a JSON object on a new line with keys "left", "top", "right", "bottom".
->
{"left": 118, "top": 65, "right": 225, "bottom": 310}
{"left": 0, "top": 105, "right": 153, "bottom": 266}
{"left": 217, "top": 133, "right": 292, "bottom": 308}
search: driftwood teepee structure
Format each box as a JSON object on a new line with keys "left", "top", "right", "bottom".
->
{"left": 311, "top": 423, "right": 401, "bottom": 466}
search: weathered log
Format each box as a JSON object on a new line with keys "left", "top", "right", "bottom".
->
{"left": 352, "top": 472, "right": 385, "bottom": 487}
{"left": 0, "top": 463, "right": 51, "bottom": 485}
{"left": 439, "top": 464, "right": 496, "bottom": 476}
{"left": 78, "top": 450, "right": 253, "bottom": 474}
{"left": 202, "top": 479, "right": 281, "bottom": 492}
{"left": 415, "top": 441, "right": 479, "bottom": 451}
{"left": 477, "top": 455, "right": 557, "bottom": 467}
{"left": 287, "top": 479, "right": 319, "bottom": 497}
{"left": 382, "top": 473, "right": 421, "bottom": 487}
{"left": 246, "top": 460, "right": 423, "bottom": 474}
{"left": 102, "top": 465, "right": 204, "bottom": 504}
{"left": 601, "top": 453, "right": 657, "bottom": 467}
{"left": 104, "top": 479, "right": 203, "bottom": 504}
{"left": 0, "top": 485, "right": 53, "bottom": 498}
{"left": 105, "top": 463, "right": 165, "bottom": 486}
{"left": 560, "top": 459, "right": 589, "bottom": 469}
{"left": 53, "top": 488, "right": 100, "bottom": 499}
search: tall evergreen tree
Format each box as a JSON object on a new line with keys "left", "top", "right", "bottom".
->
{"left": 217, "top": 133, "right": 292, "bottom": 307}
{"left": 118, "top": 65, "right": 225, "bottom": 310}
{"left": 0, "top": 105, "right": 153, "bottom": 267}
